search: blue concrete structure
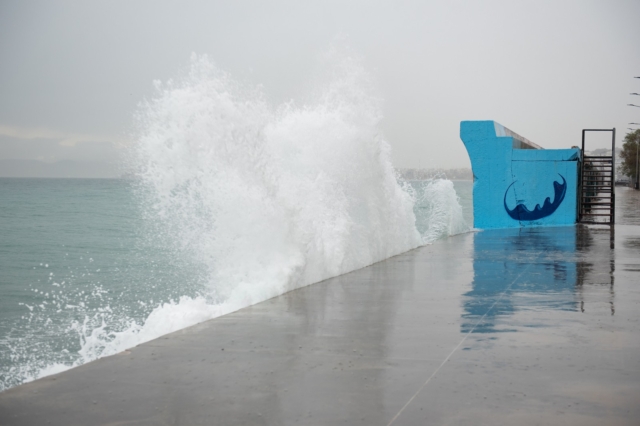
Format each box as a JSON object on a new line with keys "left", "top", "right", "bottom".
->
{"left": 461, "top": 121, "right": 581, "bottom": 229}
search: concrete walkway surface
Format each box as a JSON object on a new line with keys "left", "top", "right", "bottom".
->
{"left": 1, "top": 189, "right": 639, "bottom": 426}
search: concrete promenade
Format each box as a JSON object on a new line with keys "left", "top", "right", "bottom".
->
{"left": 1, "top": 188, "right": 639, "bottom": 425}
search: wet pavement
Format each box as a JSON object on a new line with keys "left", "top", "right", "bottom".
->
{"left": 1, "top": 189, "right": 639, "bottom": 425}
{"left": 617, "top": 186, "right": 640, "bottom": 226}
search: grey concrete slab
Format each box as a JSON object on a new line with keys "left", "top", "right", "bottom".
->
{"left": 2, "top": 191, "right": 640, "bottom": 425}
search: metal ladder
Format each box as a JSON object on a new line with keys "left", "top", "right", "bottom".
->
{"left": 579, "top": 129, "right": 615, "bottom": 225}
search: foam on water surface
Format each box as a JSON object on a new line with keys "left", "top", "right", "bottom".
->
{"left": 0, "top": 53, "right": 469, "bottom": 391}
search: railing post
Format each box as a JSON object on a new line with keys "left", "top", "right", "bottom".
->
{"left": 611, "top": 128, "right": 616, "bottom": 248}
{"left": 579, "top": 130, "right": 586, "bottom": 223}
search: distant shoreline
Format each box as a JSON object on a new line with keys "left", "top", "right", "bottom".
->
{"left": 0, "top": 159, "right": 122, "bottom": 179}
{"left": 397, "top": 168, "right": 472, "bottom": 181}
{"left": 0, "top": 160, "right": 473, "bottom": 181}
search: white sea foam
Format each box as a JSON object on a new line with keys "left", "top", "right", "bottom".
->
{"left": 415, "top": 178, "right": 469, "bottom": 243}
{"left": 5, "top": 52, "right": 469, "bottom": 389}
{"left": 114, "top": 52, "right": 425, "bottom": 348}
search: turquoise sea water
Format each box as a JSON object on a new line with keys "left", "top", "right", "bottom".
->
{"left": 0, "top": 177, "right": 472, "bottom": 391}
{"left": 0, "top": 178, "right": 208, "bottom": 390}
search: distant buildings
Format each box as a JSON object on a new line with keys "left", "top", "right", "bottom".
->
{"left": 397, "top": 168, "right": 473, "bottom": 181}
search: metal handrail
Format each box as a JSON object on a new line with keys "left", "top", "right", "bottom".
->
{"left": 579, "top": 128, "right": 615, "bottom": 226}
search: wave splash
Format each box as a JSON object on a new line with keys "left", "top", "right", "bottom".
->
{"left": 2, "top": 53, "right": 468, "bottom": 390}
{"left": 128, "top": 52, "right": 424, "bottom": 332}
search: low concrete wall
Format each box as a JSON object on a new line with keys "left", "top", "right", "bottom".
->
{"left": 460, "top": 121, "right": 580, "bottom": 229}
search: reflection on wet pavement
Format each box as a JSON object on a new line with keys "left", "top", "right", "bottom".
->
{"left": 462, "top": 227, "right": 579, "bottom": 334}
{"left": 462, "top": 188, "right": 640, "bottom": 335}
{"left": 616, "top": 187, "right": 640, "bottom": 225}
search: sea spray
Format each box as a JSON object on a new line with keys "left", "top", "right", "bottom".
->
{"left": 414, "top": 178, "right": 469, "bottom": 243}
{"left": 128, "top": 51, "right": 424, "bottom": 327}
{"left": 0, "top": 53, "right": 469, "bottom": 391}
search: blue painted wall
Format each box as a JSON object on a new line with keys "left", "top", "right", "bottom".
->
{"left": 460, "top": 121, "right": 580, "bottom": 229}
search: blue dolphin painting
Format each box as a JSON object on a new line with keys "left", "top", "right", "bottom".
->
{"left": 504, "top": 174, "right": 567, "bottom": 221}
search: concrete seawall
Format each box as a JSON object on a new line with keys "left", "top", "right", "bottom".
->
{"left": 1, "top": 189, "right": 640, "bottom": 425}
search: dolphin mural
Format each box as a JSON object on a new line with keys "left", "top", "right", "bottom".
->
{"left": 504, "top": 174, "right": 567, "bottom": 221}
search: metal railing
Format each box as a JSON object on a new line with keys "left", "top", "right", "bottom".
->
{"left": 579, "top": 129, "right": 615, "bottom": 226}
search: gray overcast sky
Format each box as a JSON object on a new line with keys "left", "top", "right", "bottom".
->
{"left": 1, "top": 0, "right": 639, "bottom": 175}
